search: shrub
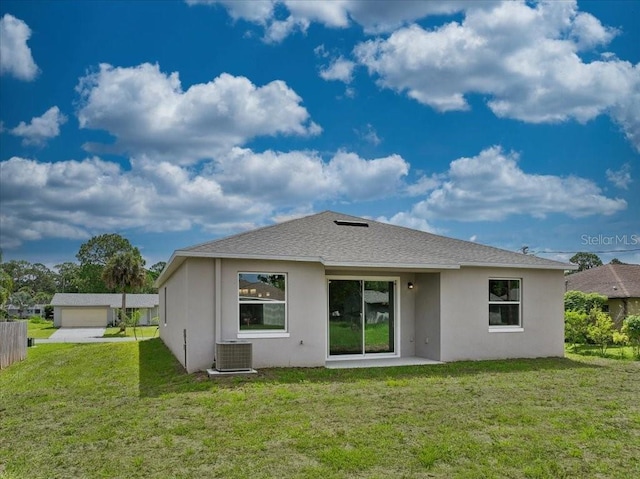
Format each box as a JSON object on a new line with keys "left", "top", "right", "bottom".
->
{"left": 621, "top": 315, "right": 640, "bottom": 358}
{"left": 28, "top": 315, "right": 47, "bottom": 324}
{"left": 565, "top": 310, "right": 589, "bottom": 348}
{"left": 587, "top": 309, "right": 614, "bottom": 355}
{"left": 564, "top": 291, "right": 607, "bottom": 313}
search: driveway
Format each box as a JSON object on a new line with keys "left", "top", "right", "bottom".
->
{"left": 48, "top": 327, "right": 106, "bottom": 341}
{"left": 41, "top": 327, "right": 146, "bottom": 343}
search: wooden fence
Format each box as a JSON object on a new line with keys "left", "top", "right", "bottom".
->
{"left": 0, "top": 321, "right": 28, "bottom": 369}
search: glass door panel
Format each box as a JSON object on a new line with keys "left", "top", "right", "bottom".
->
{"left": 364, "top": 281, "right": 394, "bottom": 354}
{"left": 328, "top": 280, "right": 362, "bottom": 355}
{"left": 329, "top": 279, "right": 396, "bottom": 356}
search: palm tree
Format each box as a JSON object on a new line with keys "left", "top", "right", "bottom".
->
{"left": 102, "top": 251, "right": 146, "bottom": 334}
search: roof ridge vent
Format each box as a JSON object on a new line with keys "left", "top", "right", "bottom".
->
{"left": 334, "top": 220, "right": 369, "bottom": 227}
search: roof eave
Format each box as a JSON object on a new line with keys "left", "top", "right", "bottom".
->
{"left": 460, "top": 261, "right": 576, "bottom": 270}
{"left": 155, "top": 250, "right": 324, "bottom": 287}
{"left": 323, "top": 261, "right": 459, "bottom": 270}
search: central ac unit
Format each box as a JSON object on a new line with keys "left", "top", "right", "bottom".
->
{"left": 216, "top": 341, "right": 253, "bottom": 372}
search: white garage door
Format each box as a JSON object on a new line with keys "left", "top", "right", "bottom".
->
{"left": 61, "top": 307, "right": 108, "bottom": 328}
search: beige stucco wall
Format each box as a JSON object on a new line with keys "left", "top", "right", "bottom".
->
{"left": 220, "top": 259, "right": 327, "bottom": 368}
{"left": 414, "top": 273, "right": 441, "bottom": 360}
{"left": 159, "top": 258, "right": 566, "bottom": 371}
{"left": 608, "top": 298, "right": 640, "bottom": 327}
{"left": 159, "top": 258, "right": 215, "bottom": 373}
{"left": 438, "top": 267, "right": 565, "bottom": 362}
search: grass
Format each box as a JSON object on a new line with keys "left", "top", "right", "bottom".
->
{"left": 24, "top": 317, "right": 57, "bottom": 339}
{"left": 566, "top": 343, "right": 639, "bottom": 361}
{"left": 103, "top": 325, "right": 159, "bottom": 339}
{"left": 0, "top": 341, "right": 638, "bottom": 478}
{"left": 329, "top": 321, "right": 392, "bottom": 354}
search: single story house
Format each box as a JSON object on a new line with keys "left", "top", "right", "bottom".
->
{"left": 5, "top": 304, "right": 48, "bottom": 319}
{"left": 155, "top": 211, "right": 574, "bottom": 373}
{"left": 51, "top": 293, "right": 159, "bottom": 328}
{"left": 565, "top": 263, "right": 640, "bottom": 325}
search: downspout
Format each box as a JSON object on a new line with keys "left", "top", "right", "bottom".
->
{"left": 214, "top": 258, "right": 222, "bottom": 361}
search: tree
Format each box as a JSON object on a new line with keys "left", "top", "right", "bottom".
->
{"left": 622, "top": 315, "right": 640, "bottom": 358}
{"left": 55, "top": 262, "right": 81, "bottom": 293}
{"left": 140, "top": 262, "right": 167, "bottom": 294}
{"left": 33, "top": 291, "right": 52, "bottom": 305}
{"left": 564, "top": 310, "right": 589, "bottom": 349}
{"left": 587, "top": 309, "right": 614, "bottom": 355}
{"left": 77, "top": 234, "right": 139, "bottom": 266}
{"left": 0, "top": 250, "right": 10, "bottom": 317}
{"left": 148, "top": 262, "right": 166, "bottom": 280}
{"left": 102, "top": 251, "right": 147, "bottom": 332}
{"left": 609, "top": 258, "right": 625, "bottom": 265}
{"left": 76, "top": 234, "right": 141, "bottom": 293}
{"left": 564, "top": 291, "right": 607, "bottom": 313}
{"left": 9, "top": 289, "right": 35, "bottom": 318}
{"left": 1, "top": 260, "right": 56, "bottom": 294}
{"left": 569, "top": 252, "right": 603, "bottom": 272}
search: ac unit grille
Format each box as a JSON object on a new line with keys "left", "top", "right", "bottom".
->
{"left": 216, "top": 341, "right": 253, "bottom": 371}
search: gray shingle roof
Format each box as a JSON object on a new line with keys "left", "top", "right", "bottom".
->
{"left": 565, "top": 264, "right": 640, "bottom": 299}
{"left": 175, "top": 211, "right": 570, "bottom": 270}
{"left": 51, "top": 293, "right": 159, "bottom": 308}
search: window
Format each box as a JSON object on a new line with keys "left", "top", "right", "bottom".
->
{"left": 489, "top": 279, "right": 521, "bottom": 327}
{"left": 239, "top": 273, "right": 286, "bottom": 331}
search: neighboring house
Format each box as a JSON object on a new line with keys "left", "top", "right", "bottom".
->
{"left": 155, "top": 211, "right": 574, "bottom": 373}
{"left": 5, "top": 304, "right": 47, "bottom": 319}
{"left": 565, "top": 264, "right": 640, "bottom": 325}
{"left": 51, "top": 293, "right": 159, "bottom": 328}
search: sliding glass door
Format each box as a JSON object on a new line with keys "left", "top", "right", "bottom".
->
{"left": 328, "top": 278, "right": 395, "bottom": 356}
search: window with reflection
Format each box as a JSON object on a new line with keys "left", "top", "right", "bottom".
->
{"left": 238, "top": 273, "right": 286, "bottom": 331}
{"left": 489, "top": 279, "right": 521, "bottom": 327}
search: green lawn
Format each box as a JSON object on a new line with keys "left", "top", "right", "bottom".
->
{"left": 103, "top": 325, "right": 159, "bottom": 339}
{"left": 24, "top": 318, "right": 57, "bottom": 338}
{"left": 566, "top": 343, "right": 638, "bottom": 361}
{"left": 1, "top": 342, "right": 638, "bottom": 478}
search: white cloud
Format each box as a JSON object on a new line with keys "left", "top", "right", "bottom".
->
{"left": 319, "top": 56, "right": 356, "bottom": 83}
{"left": 606, "top": 163, "right": 632, "bottom": 190}
{"left": 0, "top": 14, "right": 39, "bottom": 81}
{"left": 354, "top": 124, "right": 381, "bottom": 146}
{"left": 189, "top": 0, "right": 482, "bottom": 41}
{"left": 216, "top": 147, "right": 409, "bottom": 203}
{"left": 405, "top": 174, "right": 440, "bottom": 196}
{"left": 0, "top": 155, "right": 260, "bottom": 249}
{"left": 432, "top": 146, "right": 628, "bottom": 219}
{"left": 187, "top": 0, "right": 276, "bottom": 24}
{"left": 570, "top": 11, "right": 618, "bottom": 50}
{"left": 76, "top": 63, "right": 320, "bottom": 163}
{"left": 387, "top": 146, "right": 626, "bottom": 226}
{"left": 354, "top": 1, "right": 640, "bottom": 150}
{"left": 10, "top": 106, "right": 67, "bottom": 146}
{"left": 0, "top": 147, "right": 410, "bottom": 248}
{"left": 376, "top": 212, "right": 436, "bottom": 233}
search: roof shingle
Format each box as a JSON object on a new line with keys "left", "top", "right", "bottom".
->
{"left": 179, "top": 211, "right": 570, "bottom": 270}
{"left": 51, "top": 293, "right": 159, "bottom": 308}
{"left": 565, "top": 264, "right": 640, "bottom": 298}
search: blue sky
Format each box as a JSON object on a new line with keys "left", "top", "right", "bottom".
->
{"left": 1, "top": 0, "right": 638, "bottom": 269}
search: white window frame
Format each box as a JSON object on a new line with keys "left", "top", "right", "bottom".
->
{"left": 237, "top": 272, "right": 289, "bottom": 339}
{"left": 488, "top": 278, "right": 523, "bottom": 332}
{"left": 325, "top": 275, "right": 401, "bottom": 359}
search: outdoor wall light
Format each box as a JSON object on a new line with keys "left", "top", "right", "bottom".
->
{"left": 408, "top": 282, "right": 414, "bottom": 290}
